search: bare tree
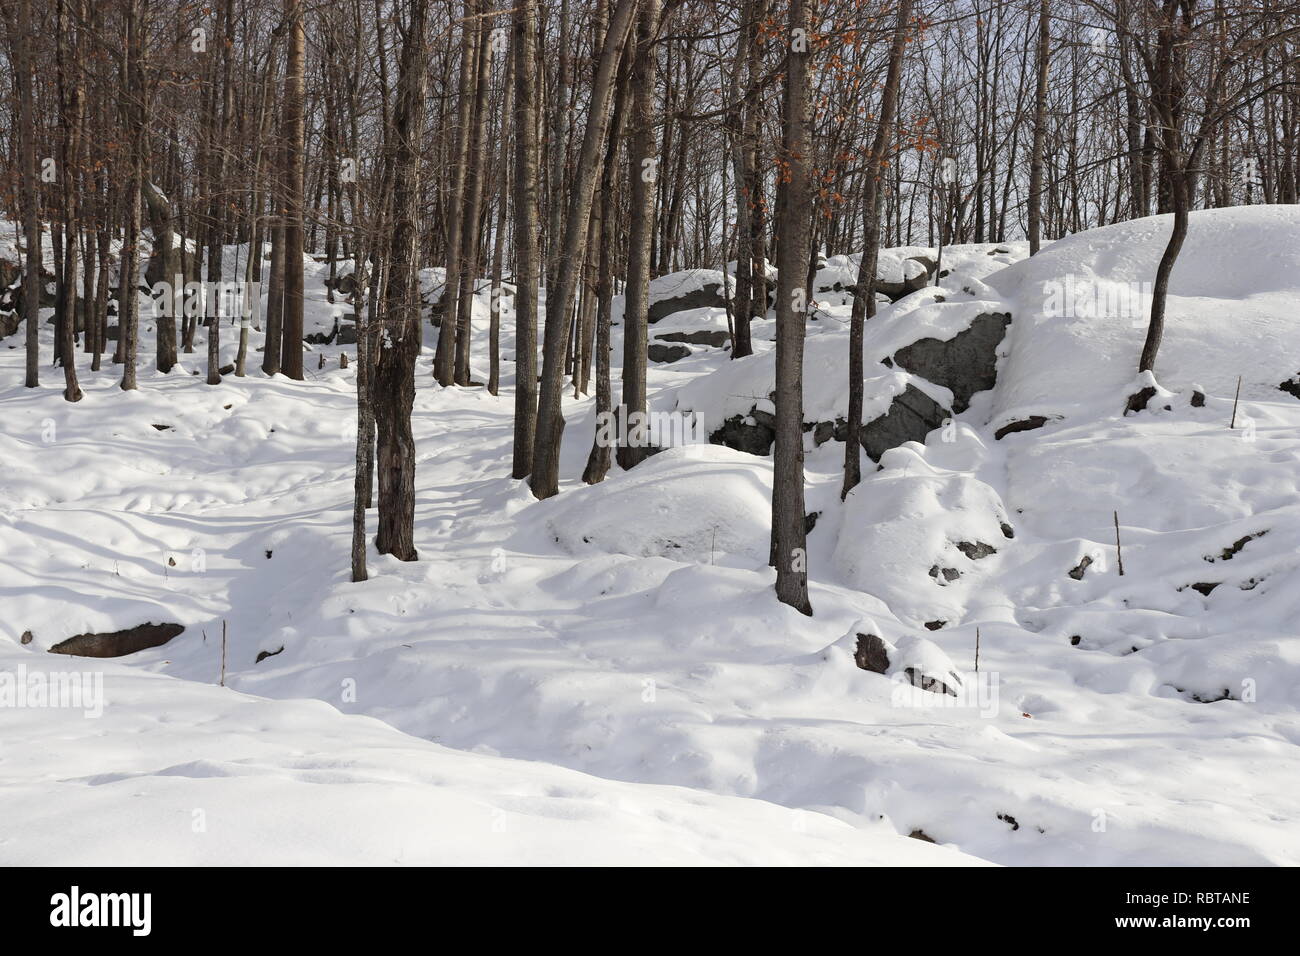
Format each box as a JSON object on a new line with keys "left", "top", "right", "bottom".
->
{"left": 370, "top": 0, "right": 428, "bottom": 562}
{"left": 1028, "top": 0, "right": 1050, "bottom": 255}
{"left": 771, "top": 0, "right": 813, "bottom": 616}
{"left": 616, "top": 0, "right": 659, "bottom": 472}
{"left": 277, "top": 0, "right": 306, "bottom": 380}
{"left": 119, "top": 0, "right": 146, "bottom": 392}
{"left": 16, "top": 0, "right": 40, "bottom": 388}
{"left": 511, "top": 0, "right": 541, "bottom": 479}
{"left": 842, "top": 0, "right": 912, "bottom": 500}
{"left": 529, "top": 0, "right": 639, "bottom": 500}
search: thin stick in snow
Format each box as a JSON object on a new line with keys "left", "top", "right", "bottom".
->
{"left": 220, "top": 620, "right": 228, "bottom": 687}
{"left": 974, "top": 627, "right": 981, "bottom": 673}
{"left": 1230, "top": 375, "right": 1243, "bottom": 429}
{"left": 1114, "top": 511, "right": 1125, "bottom": 577}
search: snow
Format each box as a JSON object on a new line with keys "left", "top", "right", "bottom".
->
{"left": 4, "top": 208, "right": 1300, "bottom": 866}
{"left": 1, "top": 642, "right": 977, "bottom": 866}
{"left": 544, "top": 445, "right": 773, "bottom": 566}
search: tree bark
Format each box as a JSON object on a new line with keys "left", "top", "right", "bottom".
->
{"left": 436, "top": 2, "right": 477, "bottom": 386}
{"left": 842, "top": 0, "right": 910, "bottom": 499}
{"left": 529, "top": 0, "right": 639, "bottom": 499}
{"left": 454, "top": 5, "right": 493, "bottom": 385}
{"left": 1028, "top": 0, "right": 1050, "bottom": 255}
{"left": 119, "top": 0, "right": 146, "bottom": 392}
{"left": 616, "top": 0, "right": 658, "bottom": 472}
{"left": 370, "top": 0, "right": 428, "bottom": 562}
{"left": 771, "top": 0, "right": 813, "bottom": 616}
{"left": 511, "top": 0, "right": 541, "bottom": 479}
{"left": 279, "top": 0, "right": 306, "bottom": 380}
{"left": 17, "top": 0, "right": 41, "bottom": 388}
{"left": 488, "top": 49, "right": 515, "bottom": 397}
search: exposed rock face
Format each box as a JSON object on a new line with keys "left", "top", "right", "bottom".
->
{"left": 0, "top": 259, "right": 21, "bottom": 337}
{"left": 994, "top": 415, "right": 1050, "bottom": 440}
{"left": 891, "top": 311, "right": 1011, "bottom": 412}
{"left": 648, "top": 271, "right": 730, "bottom": 324}
{"left": 853, "top": 633, "right": 891, "bottom": 674}
{"left": 712, "top": 414, "right": 775, "bottom": 456}
{"left": 648, "top": 343, "right": 691, "bottom": 364}
{"left": 955, "top": 541, "right": 997, "bottom": 560}
{"left": 647, "top": 269, "right": 773, "bottom": 324}
{"left": 1206, "top": 530, "right": 1267, "bottom": 562}
{"left": 877, "top": 254, "right": 937, "bottom": 301}
{"left": 0, "top": 256, "right": 57, "bottom": 335}
{"left": 848, "top": 631, "right": 963, "bottom": 698}
{"left": 711, "top": 382, "right": 951, "bottom": 463}
{"left": 305, "top": 315, "right": 358, "bottom": 346}
{"left": 859, "top": 383, "right": 951, "bottom": 462}
{"left": 817, "top": 253, "right": 937, "bottom": 302}
{"left": 903, "top": 666, "right": 960, "bottom": 697}
{"left": 48, "top": 622, "right": 185, "bottom": 658}
{"left": 655, "top": 329, "right": 729, "bottom": 347}
{"left": 700, "top": 306, "right": 1005, "bottom": 463}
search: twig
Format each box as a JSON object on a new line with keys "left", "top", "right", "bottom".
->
{"left": 1230, "top": 375, "right": 1242, "bottom": 429}
{"left": 974, "top": 627, "right": 981, "bottom": 673}
{"left": 219, "top": 620, "right": 227, "bottom": 687}
{"left": 1114, "top": 511, "right": 1125, "bottom": 577}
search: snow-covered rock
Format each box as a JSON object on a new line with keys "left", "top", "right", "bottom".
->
{"left": 541, "top": 445, "right": 772, "bottom": 567}
{"left": 647, "top": 269, "right": 734, "bottom": 324}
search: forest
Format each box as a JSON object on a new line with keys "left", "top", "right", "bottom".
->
{"left": 3, "top": 0, "right": 1300, "bottom": 870}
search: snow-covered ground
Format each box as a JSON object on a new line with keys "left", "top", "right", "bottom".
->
{"left": 3, "top": 207, "right": 1298, "bottom": 866}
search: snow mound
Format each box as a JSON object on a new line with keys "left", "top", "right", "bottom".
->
{"left": 542, "top": 445, "right": 772, "bottom": 567}
{"left": 832, "top": 444, "right": 1013, "bottom": 627}
{"left": 988, "top": 205, "right": 1300, "bottom": 421}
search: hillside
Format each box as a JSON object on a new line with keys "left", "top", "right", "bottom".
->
{"left": 3, "top": 207, "right": 1299, "bottom": 866}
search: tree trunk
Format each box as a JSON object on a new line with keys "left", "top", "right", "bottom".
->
{"left": 511, "top": 0, "right": 541, "bottom": 478}
{"left": 1140, "top": 173, "right": 1188, "bottom": 375}
{"left": 488, "top": 50, "right": 515, "bottom": 398}
{"left": 454, "top": 5, "right": 493, "bottom": 386}
{"left": 370, "top": 0, "right": 428, "bottom": 562}
{"left": 436, "top": 2, "right": 477, "bottom": 386}
{"left": 529, "top": 0, "right": 639, "bottom": 499}
{"left": 1028, "top": 0, "right": 1050, "bottom": 255}
{"left": 142, "top": 178, "right": 180, "bottom": 373}
{"left": 280, "top": 0, "right": 306, "bottom": 380}
{"left": 616, "top": 0, "right": 658, "bottom": 472}
{"left": 582, "top": 45, "right": 632, "bottom": 485}
{"left": 119, "top": 0, "right": 145, "bottom": 392}
{"left": 17, "top": 0, "right": 41, "bottom": 388}
{"left": 55, "top": 0, "right": 84, "bottom": 401}
{"left": 771, "top": 0, "right": 813, "bottom": 616}
{"left": 841, "top": 0, "right": 910, "bottom": 500}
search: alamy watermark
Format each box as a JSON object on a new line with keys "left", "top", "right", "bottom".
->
{"left": 0, "top": 664, "right": 104, "bottom": 718}
{"left": 1043, "top": 275, "right": 1152, "bottom": 327}
{"left": 145, "top": 278, "right": 261, "bottom": 323}
{"left": 889, "top": 669, "right": 1000, "bottom": 718}
{"left": 594, "top": 406, "right": 706, "bottom": 449}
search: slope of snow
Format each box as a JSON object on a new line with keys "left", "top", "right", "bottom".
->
{"left": 1, "top": 642, "right": 978, "bottom": 866}
{"left": 4, "top": 211, "right": 1300, "bottom": 866}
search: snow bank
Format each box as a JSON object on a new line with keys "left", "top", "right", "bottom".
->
{"left": 987, "top": 205, "right": 1300, "bottom": 422}
{"left": 542, "top": 445, "right": 772, "bottom": 567}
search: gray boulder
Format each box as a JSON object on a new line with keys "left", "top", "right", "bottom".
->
{"left": 891, "top": 311, "right": 1010, "bottom": 413}
{"left": 648, "top": 270, "right": 731, "bottom": 323}
{"left": 655, "top": 329, "right": 729, "bottom": 348}
{"left": 648, "top": 342, "right": 691, "bottom": 364}
{"left": 858, "top": 383, "right": 951, "bottom": 462}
